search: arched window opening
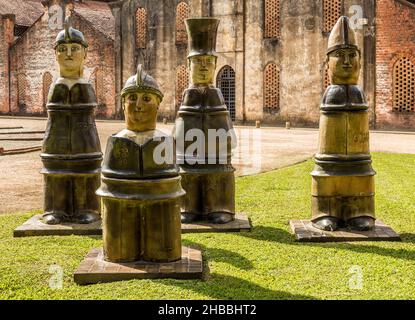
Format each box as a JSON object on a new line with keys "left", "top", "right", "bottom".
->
{"left": 217, "top": 65, "right": 236, "bottom": 121}
{"left": 323, "top": 68, "right": 330, "bottom": 91}
{"left": 323, "top": 0, "right": 342, "bottom": 33}
{"left": 176, "top": 2, "right": 189, "bottom": 45}
{"left": 176, "top": 65, "right": 189, "bottom": 112}
{"left": 17, "top": 73, "right": 26, "bottom": 112}
{"left": 393, "top": 57, "right": 415, "bottom": 112}
{"left": 42, "top": 72, "right": 53, "bottom": 111}
{"left": 263, "top": 63, "right": 280, "bottom": 113}
{"left": 135, "top": 8, "right": 147, "bottom": 49}
{"left": 264, "top": 0, "right": 280, "bottom": 38}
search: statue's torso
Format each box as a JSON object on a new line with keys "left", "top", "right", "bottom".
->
{"left": 318, "top": 85, "right": 370, "bottom": 158}
{"left": 42, "top": 78, "right": 101, "bottom": 160}
{"left": 102, "top": 129, "right": 179, "bottom": 179}
{"left": 175, "top": 86, "right": 235, "bottom": 167}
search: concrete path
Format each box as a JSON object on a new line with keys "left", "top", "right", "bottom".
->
{"left": 1, "top": 116, "right": 415, "bottom": 214}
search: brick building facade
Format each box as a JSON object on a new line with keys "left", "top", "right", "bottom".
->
{"left": 1, "top": 0, "right": 415, "bottom": 130}
{"left": 376, "top": 0, "right": 415, "bottom": 130}
{"left": 0, "top": 0, "right": 116, "bottom": 118}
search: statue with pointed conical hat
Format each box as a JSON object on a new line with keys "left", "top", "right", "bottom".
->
{"left": 97, "top": 64, "right": 185, "bottom": 263}
{"left": 41, "top": 17, "right": 102, "bottom": 225}
{"left": 174, "top": 18, "right": 237, "bottom": 225}
{"left": 311, "top": 16, "right": 376, "bottom": 231}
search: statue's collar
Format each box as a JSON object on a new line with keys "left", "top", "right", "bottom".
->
{"left": 55, "top": 77, "right": 89, "bottom": 90}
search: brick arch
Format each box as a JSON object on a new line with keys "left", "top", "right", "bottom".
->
{"left": 42, "top": 72, "right": 53, "bottom": 112}
{"left": 323, "top": 0, "right": 342, "bottom": 33}
{"left": 264, "top": 0, "right": 281, "bottom": 38}
{"left": 392, "top": 56, "right": 415, "bottom": 112}
{"left": 176, "top": 65, "right": 189, "bottom": 112}
{"left": 17, "top": 73, "right": 27, "bottom": 113}
{"left": 135, "top": 7, "right": 147, "bottom": 49}
{"left": 176, "top": 2, "right": 189, "bottom": 45}
{"left": 263, "top": 62, "right": 280, "bottom": 113}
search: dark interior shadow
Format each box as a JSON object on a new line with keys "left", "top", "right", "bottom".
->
{"left": 163, "top": 273, "right": 319, "bottom": 300}
{"left": 237, "top": 225, "right": 415, "bottom": 262}
{"left": 182, "top": 239, "right": 254, "bottom": 271}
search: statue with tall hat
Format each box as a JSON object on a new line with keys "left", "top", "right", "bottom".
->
{"left": 97, "top": 64, "right": 185, "bottom": 263}
{"left": 174, "top": 18, "right": 237, "bottom": 224}
{"left": 41, "top": 17, "right": 102, "bottom": 225}
{"left": 311, "top": 16, "right": 376, "bottom": 231}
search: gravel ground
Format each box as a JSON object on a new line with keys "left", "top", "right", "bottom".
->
{"left": 1, "top": 116, "right": 414, "bottom": 214}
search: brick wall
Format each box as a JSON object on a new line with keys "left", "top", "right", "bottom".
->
{"left": 376, "top": 0, "right": 415, "bottom": 130}
{"left": 5, "top": 1, "right": 116, "bottom": 118}
{"left": 0, "top": 15, "right": 14, "bottom": 114}
{"left": 72, "top": 13, "right": 116, "bottom": 118}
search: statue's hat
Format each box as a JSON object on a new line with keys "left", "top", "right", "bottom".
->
{"left": 54, "top": 16, "right": 88, "bottom": 49}
{"left": 185, "top": 18, "right": 219, "bottom": 58}
{"left": 121, "top": 64, "right": 163, "bottom": 102}
{"left": 327, "top": 16, "right": 359, "bottom": 55}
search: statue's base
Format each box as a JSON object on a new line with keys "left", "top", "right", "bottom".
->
{"left": 290, "top": 220, "right": 401, "bottom": 242}
{"left": 181, "top": 213, "right": 252, "bottom": 233}
{"left": 13, "top": 214, "right": 102, "bottom": 237}
{"left": 74, "top": 247, "right": 203, "bottom": 285}
{"left": 14, "top": 213, "right": 252, "bottom": 237}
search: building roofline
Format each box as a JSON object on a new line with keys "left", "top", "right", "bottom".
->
{"left": 395, "top": 0, "right": 415, "bottom": 10}
{"left": 71, "top": 10, "right": 115, "bottom": 43}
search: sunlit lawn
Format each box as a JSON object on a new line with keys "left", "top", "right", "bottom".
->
{"left": 0, "top": 152, "right": 414, "bottom": 299}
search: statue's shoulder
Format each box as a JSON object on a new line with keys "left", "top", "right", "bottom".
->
{"left": 49, "top": 77, "right": 96, "bottom": 104}
{"left": 113, "top": 129, "right": 170, "bottom": 146}
{"left": 322, "top": 85, "right": 366, "bottom": 110}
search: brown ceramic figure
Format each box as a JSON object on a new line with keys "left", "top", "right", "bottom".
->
{"left": 41, "top": 19, "right": 102, "bottom": 225}
{"left": 175, "top": 18, "right": 236, "bottom": 225}
{"left": 97, "top": 65, "right": 185, "bottom": 263}
{"left": 311, "top": 16, "right": 376, "bottom": 231}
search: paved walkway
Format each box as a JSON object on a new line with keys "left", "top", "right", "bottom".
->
{"left": 1, "top": 116, "right": 415, "bottom": 214}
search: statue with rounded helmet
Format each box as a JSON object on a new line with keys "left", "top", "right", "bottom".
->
{"left": 97, "top": 65, "right": 184, "bottom": 263}
{"left": 41, "top": 17, "right": 102, "bottom": 225}
{"left": 311, "top": 16, "right": 376, "bottom": 232}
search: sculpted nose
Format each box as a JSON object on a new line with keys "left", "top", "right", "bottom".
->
{"left": 344, "top": 55, "right": 351, "bottom": 65}
{"left": 134, "top": 97, "right": 142, "bottom": 110}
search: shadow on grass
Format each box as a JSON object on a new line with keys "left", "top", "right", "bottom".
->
{"left": 167, "top": 273, "right": 319, "bottom": 300}
{"left": 237, "top": 225, "right": 415, "bottom": 262}
{"left": 182, "top": 239, "right": 254, "bottom": 271}
{"left": 177, "top": 240, "right": 318, "bottom": 299}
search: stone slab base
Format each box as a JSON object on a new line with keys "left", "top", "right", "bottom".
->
{"left": 13, "top": 214, "right": 102, "bottom": 237}
{"left": 290, "top": 220, "right": 401, "bottom": 242}
{"left": 74, "top": 246, "right": 203, "bottom": 285}
{"left": 181, "top": 213, "right": 252, "bottom": 233}
{"left": 14, "top": 213, "right": 252, "bottom": 237}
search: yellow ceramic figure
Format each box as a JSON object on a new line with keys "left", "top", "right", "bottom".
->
{"left": 311, "top": 16, "right": 376, "bottom": 231}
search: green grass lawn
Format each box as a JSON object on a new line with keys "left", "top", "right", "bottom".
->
{"left": 1, "top": 152, "right": 415, "bottom": 300}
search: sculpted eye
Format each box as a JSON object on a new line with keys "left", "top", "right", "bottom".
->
{"left": 128, "top": 94, "right": 138, "bottom": 101}
{"left": 143, "top": 95, "right": 152, "bottom": 102}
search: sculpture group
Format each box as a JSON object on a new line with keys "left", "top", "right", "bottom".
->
{"left": 12, "top": 16, "right": 401, "bottom": 284}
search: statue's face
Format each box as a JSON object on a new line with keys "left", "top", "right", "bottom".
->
{"left": 123, "top": 91, "right": 160, "bottom": 131}
{"left": 55, "top": 43, "right": 87, "bottom": 78}
{"left": 189, "top": 55, "right": 216, "bottom": 85}
{"left": 327, "top": 48, "right": 360, "bottom": 85}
